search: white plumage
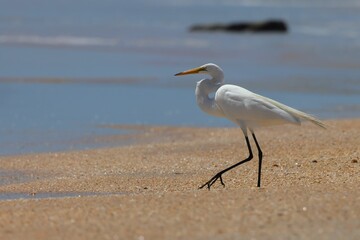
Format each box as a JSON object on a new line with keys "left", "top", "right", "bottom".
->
{"left": 175, "top": 63, "right": 325, "bottom": 189}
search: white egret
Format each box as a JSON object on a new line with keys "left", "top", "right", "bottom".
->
{"left": 175, "top": 63, "right": 325, "bottom": 189}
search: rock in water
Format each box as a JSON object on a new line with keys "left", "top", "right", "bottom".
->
{"left": 190, "top": 20, "right": 288, "bottom": 33}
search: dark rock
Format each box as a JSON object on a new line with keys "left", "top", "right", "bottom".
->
{"left": 190, "top": 19, "right": 288, "bottom": 33}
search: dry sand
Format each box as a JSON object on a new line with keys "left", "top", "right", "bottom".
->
{"left": 0, "top": 119, "right": 359, "bottom": 239}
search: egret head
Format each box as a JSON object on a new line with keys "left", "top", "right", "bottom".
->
{"left": 175, "top": 63, "right": 223, "bottom": 78}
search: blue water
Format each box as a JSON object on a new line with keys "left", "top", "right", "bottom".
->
{"left": 1, "top": 0, "right": 360, "bottom": 155}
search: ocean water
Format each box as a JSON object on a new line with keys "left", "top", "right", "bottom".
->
{"left": 1, "top": 0, "right": 360, "bottom": 155}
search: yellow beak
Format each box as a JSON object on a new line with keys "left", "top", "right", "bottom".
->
{"left": 174, "top": 66, "right": 205, "bottom": 76}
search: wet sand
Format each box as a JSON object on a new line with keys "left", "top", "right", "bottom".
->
{"left": 0, "top": 119, "right": 359, "bottom": 239}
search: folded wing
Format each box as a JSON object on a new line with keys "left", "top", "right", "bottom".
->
{"left": 215, "top": 85, "right": 325, "bottom": 128}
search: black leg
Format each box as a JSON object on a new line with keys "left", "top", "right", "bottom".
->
{"left": 252, "top": 133, "right": 263, "bottom": 187}
{"left": 199, "top": 135, "right": 253, "bottom": 190}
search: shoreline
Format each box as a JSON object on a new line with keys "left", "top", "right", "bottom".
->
{"left": 0, "top": 118, "right": 359, "bottom": 239}
{"left": 1, "top": 116, "right": 358, "bottom": 158}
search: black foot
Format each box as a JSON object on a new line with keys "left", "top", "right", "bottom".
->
{"left": 199, "top": 172, "right": 226, "bottom": 190}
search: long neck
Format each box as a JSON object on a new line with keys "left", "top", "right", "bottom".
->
{"left": 210, "top": 70, "right": 224, "bottom": 85}
{"left": 195, "top": 79, "right": 224, "bottom": 118}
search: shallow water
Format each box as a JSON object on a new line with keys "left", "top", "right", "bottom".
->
{"left": 1, "top": 0, "right": 360, "bottom": 155}
{"left": 0, "top": 191, "right": 122, "bottom": 201}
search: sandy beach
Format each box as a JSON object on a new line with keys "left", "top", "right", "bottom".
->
{"left": 0, "top": 119, "right": 359, "bottom": 239}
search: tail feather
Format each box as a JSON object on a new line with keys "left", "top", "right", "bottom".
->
{"left": 294, "top": 111, "right": 326, "bottom": 129}
{"left": 256, "top": 94, "right": 326, "bottom": 129}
